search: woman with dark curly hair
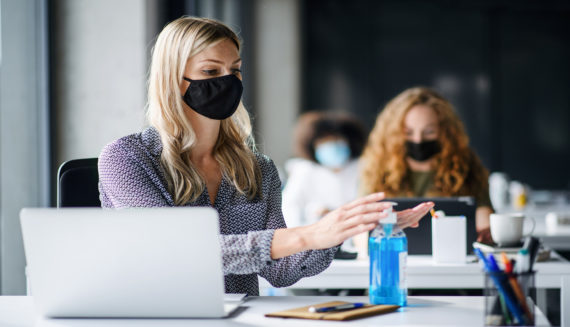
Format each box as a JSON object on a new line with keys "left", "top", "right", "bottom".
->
{"left": 359, "top": 87, "right": 493, "bottom": 244}
{"left": 282, "top": 112, "right": 369, "bottom": 255}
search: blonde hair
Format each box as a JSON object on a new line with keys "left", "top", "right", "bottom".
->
{"left": 147, "top": 16, "right": 260, "bottom": 205}
{"left": 360, "top": 87, "right": 489, "bottom": 198}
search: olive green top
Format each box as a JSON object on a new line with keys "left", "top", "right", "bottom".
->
{"left": 408, "top": 170, "right": 492, "bottom": 208}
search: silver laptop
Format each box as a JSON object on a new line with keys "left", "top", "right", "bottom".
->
{"left": 20, "top": 207, "right": 241, "bottom": 318}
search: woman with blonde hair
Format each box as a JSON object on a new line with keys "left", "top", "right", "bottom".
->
{"left": 98, "top": 17, "right": 433, "bottom": 296}
{"left": 360, "top": 87, "right": 493, "bottom": 243}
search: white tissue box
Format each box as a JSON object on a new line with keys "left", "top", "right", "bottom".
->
{"left": 431, "top": 216, "right": 466, "bottom": 264}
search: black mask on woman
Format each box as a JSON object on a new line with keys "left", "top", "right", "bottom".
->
{"left": 405, "top": 140, "right": 441, "bottom": 161}
{"left": 182, "top": 75, "right": 243, "bottom": 120}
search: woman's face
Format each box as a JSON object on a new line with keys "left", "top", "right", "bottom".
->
{"left": 403, "top": 105, "right": 439, "bottom": 143}
{"left": 180, "top": 38, "right": 242, "bottom": 94}
{"left": 314, "top": 135, "right": 345, "bottom": 148}
{"left": 313, "top": 135, "right": 351, "bottom": 169}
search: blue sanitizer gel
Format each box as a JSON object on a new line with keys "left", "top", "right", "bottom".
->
{"left": 369, "top": 202, "right": 408, "bottom": 306}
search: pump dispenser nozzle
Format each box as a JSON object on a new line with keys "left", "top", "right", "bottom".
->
{"left": 381, "top": 202, "right": 398, "bottom": 224}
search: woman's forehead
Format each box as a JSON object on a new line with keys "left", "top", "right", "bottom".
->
{"left": 189, "top": 39, "right": 240, "bottom": 62}
{"left": 406, "top": 105, "right": 437, "bottom": 121}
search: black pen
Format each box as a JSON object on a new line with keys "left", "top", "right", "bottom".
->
{"left": 308, "top": 302, "right": 365, "bottom": 313}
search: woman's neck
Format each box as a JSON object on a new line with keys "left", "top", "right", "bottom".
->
{"left": 186, "top": 111, "right": 220, "bottom": 163}
{"left": 406, "top": 157, "right": 434, "bottom": 172}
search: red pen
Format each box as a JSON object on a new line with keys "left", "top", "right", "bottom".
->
{"left": 500, "top": 252, "right": 533, "bottom": 323}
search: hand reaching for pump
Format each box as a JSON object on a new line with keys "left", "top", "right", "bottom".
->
{"left": 271, "top": 193, "right": 435, "bottom": 259}
{"left": 396, "top": 202, "right": 435, "bottom": 229}
{"left": 303, "top": 193, "right": 434, "bottom": 250}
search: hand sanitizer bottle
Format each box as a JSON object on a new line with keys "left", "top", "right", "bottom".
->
{"left": 369, "top": 202, "right": 408, "bottom": 306}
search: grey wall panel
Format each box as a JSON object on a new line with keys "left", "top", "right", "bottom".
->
{"left": 0, "top": 0, "right": 50, "bottom": 294}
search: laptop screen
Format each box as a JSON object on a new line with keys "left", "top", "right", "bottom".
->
{"left": 20, "top": 207, "right": 228, "bottom": 318}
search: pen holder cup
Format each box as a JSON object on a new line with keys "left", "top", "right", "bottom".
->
{"left": 484, "top": 271, "right": 536, "bottom": 326}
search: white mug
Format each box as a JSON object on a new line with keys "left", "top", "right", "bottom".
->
{"left": 490, "top": 213, "right": 535, "bottom": 247}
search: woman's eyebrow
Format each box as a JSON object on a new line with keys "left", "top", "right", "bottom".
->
{"left": 403, "top": 123, "right": 437, "bottom": 130}
{"left": 198, "top": 58, "right": 242, "bottom": 64}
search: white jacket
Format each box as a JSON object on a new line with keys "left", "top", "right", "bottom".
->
{"left": 282, "top": 158, "right": 360, "bottom": 250}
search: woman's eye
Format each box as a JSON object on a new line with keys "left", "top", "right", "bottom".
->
{"left": 202, "top": 69, "right": 218, "bottom": 76}
{"left": 231, "top": 68, "right": 242, "bottom": 75}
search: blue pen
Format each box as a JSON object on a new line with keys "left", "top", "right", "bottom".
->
{"left": 308, "top": 302, "right": 365, "bottom": 313}
{"left": 487, "top": 254, "right": 501, "bottom": 272}
{"left": 474, "top": 248, "right": 490, "bottom": 269}
{"left": 486, "top": 254, "right": 528, "bottom": 325}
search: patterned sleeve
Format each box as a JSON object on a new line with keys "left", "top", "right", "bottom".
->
{"left": 256, "top": 157, "right": 338, "bottom": 287}
{"left": 219, "top": 230, "right": 276, "bottom": 275}
{"left": 98, "top": 139, "right": 171, "bottom": 208}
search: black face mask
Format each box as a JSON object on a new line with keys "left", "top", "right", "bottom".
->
{"left": 405, "top": 140, "right": 441, "bottom": 162}
{"left": 182, "top": 74, "right": 243, "bottom": 120}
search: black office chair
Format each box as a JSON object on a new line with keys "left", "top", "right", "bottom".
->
{"left": 57, "top": 158, "right": 101, "bottom": 207}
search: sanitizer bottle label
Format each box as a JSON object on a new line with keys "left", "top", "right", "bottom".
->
{"left": 399, "top": 251, "right": 407, "bottom": 289}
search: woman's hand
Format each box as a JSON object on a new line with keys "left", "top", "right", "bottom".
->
{"left": 475, "top": 206, "right": 493, "bottom": 244}
{"left": 271, "top": 192, "right": 389, "bottom": 258}
{"left": 476, "top": 227, "right": 493, "bottom": 244}
{"left": 303, "top": 194, "right": 435, "bottom": 250}
{"left": 396, "top": 202, "right": 435, "bottom": 229}
{"left": 301, "top": 192, "right": 394, "bottom": 250}
{"left": 271, "top": 194, "right": 434, "bottom": 259}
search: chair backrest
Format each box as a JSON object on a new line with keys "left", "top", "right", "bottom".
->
{"left": 57, "top": 158, "right": 101, "bottom": 207}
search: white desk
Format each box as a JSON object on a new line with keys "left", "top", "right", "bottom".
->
{"left": 260, "top": 254, "right": 570, "bottom": 326}
{"left": 0, "top": 295, "right": 551, "bottom": 326}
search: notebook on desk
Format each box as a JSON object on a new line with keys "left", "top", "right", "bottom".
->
{"left": 20, "top": 207, "right": 241, "bottom": 318}
{"left": 266, "top": 301, "right": 399, "bottom": 321}
{"left": 472, "top": 242, "right": 551, "bottom": 262}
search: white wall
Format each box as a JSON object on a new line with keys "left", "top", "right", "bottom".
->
{"left": 53, "top": 0, "right": 148, "bottom": 166}
{"left": 254, "top": 0, "right": 300, "bottom": 169}
{"left": 0, "top": 0, "right": 149, "bottom": 295}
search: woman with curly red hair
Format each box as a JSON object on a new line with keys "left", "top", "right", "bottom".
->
{"left": 360, "top": 87, "right": 493, "bottom": 243}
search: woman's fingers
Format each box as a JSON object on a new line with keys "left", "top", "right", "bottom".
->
{"left": 342, "top": 192, "right": 385, "bottom": 211}
{"left": 342, "top": 201, "right": 392, "bottom": 220}
{"left": 340, "top": 211, "right": 386, "bottom": 230}
{"left": 396, "top": 202, "right": 434, "bottom": 229}
{"left": 398, "top": 202, "right": 434, "bottom": 218}
{"left": 340, "top": 222, "right": 377, "bottom": 241}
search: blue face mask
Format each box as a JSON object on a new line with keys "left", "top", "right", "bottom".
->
{"left": 314, "top": 141, "right": 351, "bottom": 168}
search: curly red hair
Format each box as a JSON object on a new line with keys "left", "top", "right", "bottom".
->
{"left": 360, "top": 87, "right": 489, "bottom": 198}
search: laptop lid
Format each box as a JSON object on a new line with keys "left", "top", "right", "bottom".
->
{"left": 385, "top": 197, "right": 477, "bottom": 255}
{"left": 20, "top": 207, "right": 228, "bottom": 318}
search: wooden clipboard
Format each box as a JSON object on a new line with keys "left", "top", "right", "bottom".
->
{"left": 265, "top": 301, "right": 400, "bottom": 321}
